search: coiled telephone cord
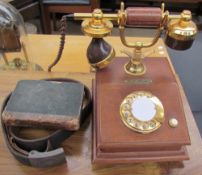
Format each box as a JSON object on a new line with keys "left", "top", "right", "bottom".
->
{"left": 48, "top": 15, "right": 71, "bottom": 72}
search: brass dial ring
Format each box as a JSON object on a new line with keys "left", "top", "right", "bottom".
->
{"left": 120, "top": 91, "right": 164, "bottom": 134}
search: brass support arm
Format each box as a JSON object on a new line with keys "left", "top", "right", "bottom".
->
{"left": 119, "top": 26, "right": 164, "bottom": 49}
{"left": 74, "top": 13, "right": 118, "bottom": 21}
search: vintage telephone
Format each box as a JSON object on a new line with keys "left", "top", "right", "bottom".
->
{"left": 70, "top": 2, "right": 197, "bottom": 133}
{"left": 72, "top": 2, "right": 197, "bottom": 164}
{"left": 0, "top": 1, "right": 42, "bottom": 71}
{"left": 47, "top": 2, "right": 197, "bottom": 164}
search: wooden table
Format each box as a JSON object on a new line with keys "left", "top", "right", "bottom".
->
{"left": 0, "top": 35, "right": 201, "bottom": 175}
{"left": 1, "top": 34, "right": 170, "bottom": 73}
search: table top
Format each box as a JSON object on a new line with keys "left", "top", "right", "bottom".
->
{"left": 3, "top": 34, "right": 170, "bottom": 73}
{"left": 0, "top": 34, "right": 201, "bottom": 175}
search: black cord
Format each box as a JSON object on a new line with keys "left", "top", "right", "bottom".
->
{"left": 48, "top": 14, "right": 73, "bottom": 72}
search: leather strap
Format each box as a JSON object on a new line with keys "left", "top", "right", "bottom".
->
{"left": 1, "top": 78, "right": 92, "bottom": 168}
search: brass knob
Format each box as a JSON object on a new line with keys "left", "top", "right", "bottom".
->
{"left": 165, "top": 10, "right": 197, "bottom": 50}
{"left": 181, "top": 10, "right": 191, "bottom": 21}
{"left": 169, "top": 118, "right": 178, "bottom": 128}
{"left": 81, "top": 9, "right": 113, "bottom": 38}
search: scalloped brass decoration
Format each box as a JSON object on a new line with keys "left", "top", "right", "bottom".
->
{"left": 120, "top": 91, "right": 164, "bottom": 134}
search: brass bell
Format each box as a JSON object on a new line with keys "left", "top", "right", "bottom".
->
{"left": 165, "top": 10, "right": 197, "bottom": 50}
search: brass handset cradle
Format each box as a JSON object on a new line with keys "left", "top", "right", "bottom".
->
{"left": 74, "top": 2, "right": 197, "bottom": 75}
{"left": 118, "top": 3, "right": 197, "bottom": 75}
{"left": 118, "top": 3, "right": 165, "bottom": 75}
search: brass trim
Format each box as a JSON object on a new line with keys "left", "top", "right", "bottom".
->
{"left": 81, "top": 19, "right": 113, "bottom": 38}
{"left": 90, "top": 48, "right": 115, "bottom": 69}
{"left": 74, "top": 13, "right": 118, "bottom": 21}
{"left": 81, "top": 9, "right": 114, "bottom": 38}
{"left": 120, "top": 91, "right": 164, "bottom": 134}
{"left": 124, "top": 62, "right": 146, "bottom": 76}
{"left": 166, "top": 10, "right": 197, "bottom": 41}
{"left": 166, "top": 23, "right": 197, "bottom": 41}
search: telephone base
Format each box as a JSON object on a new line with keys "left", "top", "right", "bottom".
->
{"left": 92, "top": 57, "right": 191, "bottom": 165}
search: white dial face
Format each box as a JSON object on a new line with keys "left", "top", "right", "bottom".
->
{"left": 131, "top": 96, "right": 156, "bottom": 122}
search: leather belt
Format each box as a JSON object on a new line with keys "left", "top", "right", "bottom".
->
{"left": 1, "top": 78, "right": 92, "bottom": 168}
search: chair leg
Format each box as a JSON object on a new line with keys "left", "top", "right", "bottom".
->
{"left": 43, "top": 6, "right": 52, "bottom": 34}
{"left": 52, "top": 13, "right": 57, "bottom": 31}
{"left": 38, "top": 0, "right": 46, "bottom": 33}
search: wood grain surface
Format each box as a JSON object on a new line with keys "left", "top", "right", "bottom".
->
{"left": 0, "top": 35, "right": 201, "bottom": 175}
{"left": 1, "top": 34, "right": 170, "bottom": 73}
